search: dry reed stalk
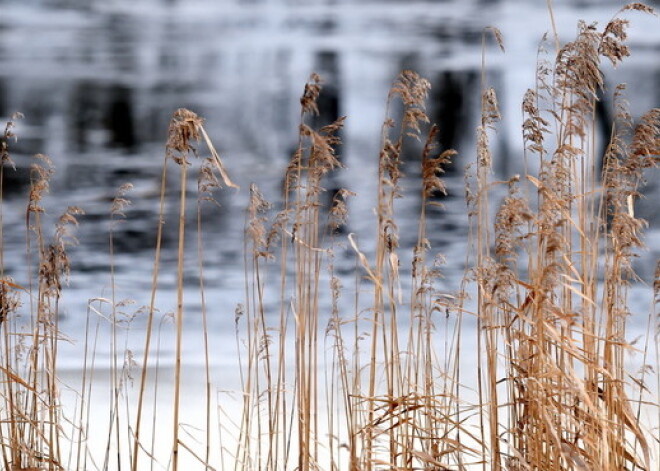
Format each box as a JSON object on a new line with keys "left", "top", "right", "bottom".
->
{"left": 232, "top": 74, "right": 346, "bottom": 471}
{"left": 235, "top": 183, "right": 272, "bottom": 470}
{"left": 289, "top": 75, "right": 344, "bottom": 471}
{"left": 324, "top": 187, "right": 355, "bottom": 470}
{"left": 473, "top": 28, "right": 505, "bottom": 471}
{"left": 0, "top": 113, "right": 22, "bottom": 471}
{"left": 131, "top": 108, "right": 236, "bottom": 471}
{"left": 198, "top": 158, "right": 221, "bottom": 467}
{"left": 103, "top": 183, "right": 134, "bottom": 471}
{"left": 74, "top": 298, "right": 102, "bottom": 471}
{"left": 0, "top": 128, "right": 83, "bottom": 470}
{"left": 130, "top": 137, "right": 170, "bottom": 471}
{"left": 469, "top": 6, "right": 659, "bottom": 471}
{"left": 651, "top": 260, "right": 660, "bottom": 468}
{"left": 358, "top": 71, "right": 425, "bottom": 470}
{"left": 172, "top": 115, "right": 190, "bottom": 471}
{"left": 322, "top": 70, "right": 473, "bottom": 471}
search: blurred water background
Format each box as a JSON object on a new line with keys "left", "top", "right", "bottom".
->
{"left": 0, "top": 0, "right": 659, "bottom": 466}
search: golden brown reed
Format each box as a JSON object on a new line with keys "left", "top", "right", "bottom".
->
{"left": 230, "top": 6, "right": 659, "bottom": 471}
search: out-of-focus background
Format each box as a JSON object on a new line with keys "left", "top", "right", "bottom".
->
{"left": 1, "top": 1, "right": 659, "bottom": 468}
{"left": 0, "top": 0, "right": 658, "bottom": 366}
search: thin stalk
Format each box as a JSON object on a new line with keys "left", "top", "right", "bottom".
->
{"left": 172, "top": 159, "right": 188, "bottom": 471}
{"left": 131, "top": 158, "right": 169, "bottom": 471}
{"left": 197, "top": 193, "right": 212, "bottom": 467}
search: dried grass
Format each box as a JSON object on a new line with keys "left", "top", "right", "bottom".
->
{"left": 0, "top": 5, "right": 657, "bottom": 471}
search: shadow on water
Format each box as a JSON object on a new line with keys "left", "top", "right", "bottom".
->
{"left": 71, "top": 83, "right": 137, "bottom": 152}
{"left": 431, "top": 70, "right": 479, "bottom": 175}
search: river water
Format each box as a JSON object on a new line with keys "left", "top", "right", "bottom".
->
{"left": 1, "top": 0, "right": 659, "bottom": 469}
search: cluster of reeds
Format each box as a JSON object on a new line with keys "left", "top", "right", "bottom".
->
{"left": 0, "top": 113, "right": 85, "bottom": 469}
{"left": 469, "top": 6, "right": 659, "bottom": 469}
{"left": 229, "top": 5, "right": 659, "bottom": 470}
{"left": 0, "top": 4, "right": 658, "bottom": 471}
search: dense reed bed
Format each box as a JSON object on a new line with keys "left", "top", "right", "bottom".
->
{"left": 0, "top": 4, "right": 658, "bottom": 470}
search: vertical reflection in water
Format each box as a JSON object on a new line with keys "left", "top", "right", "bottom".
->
{"left": 595, "top": 87, "right": 612, "bottom": 174}
{"left": 313, "top": 52, "right": 341, "bottom": 135}
{"left": 107, "top": 86, "right": 136, "bottom": 150}
{"left": 313, "top": 50, "right": 345, "bottom": 220}
{"left": 0, "top": 78, "right": 7, "bottom": 117}
{"left": 432, "top": 70, "right": 478, "bottom": 174}
{"left": 70, "top": 81, "right": 100, "bottom": 152}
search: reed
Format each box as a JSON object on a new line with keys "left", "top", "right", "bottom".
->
{"left": 0, "top": 4, "right": 657, "bottom": 471}
{"left": 0, "top": 123, "right": 85, "bottom": 469}
{"left": 231, "top": 5, "right": 659, "bottom": 470}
